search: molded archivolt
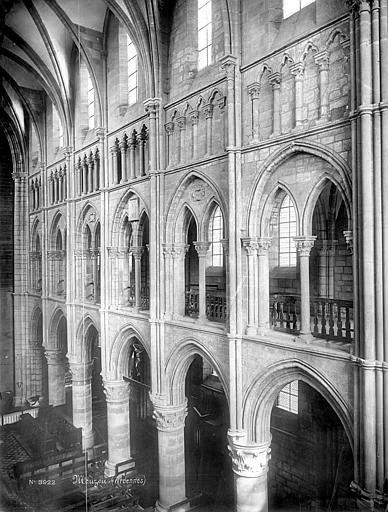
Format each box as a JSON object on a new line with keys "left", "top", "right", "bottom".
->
{"left": 72, "top": 314, "right": 100, "bottom": 362}
{"left": 164, "top": 171, "right": 227, "bottom": 244}
{"left": 76, "top": 202, "right": 100, "bottom": 247}
{"left": 48, "top": 307, "right": 66, "bottom": 350}
{"left": 242, "top": 359, "right": 353, "bottom": 448}
{"left": 165, "top": 337, "right": 229, "bottom": 407}
{"left": 49, "top": 211, "right": 66, "bottom": 250}
{"left": 30, "top": 305, "right": 43, "bottom": 343}
{"left": 245, "top": 141, "right": 352, "bottom": 237}
{"left": 107, "top": 324, "right": 150, "bottom": 381}
{"left": 110, "top": 188, "right": 149, "bottom": 247}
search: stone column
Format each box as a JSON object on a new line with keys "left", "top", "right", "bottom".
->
{"left": 228, "top": 437, "right": 271, "bottom": 512}
{"left": 29, "top": 340, "right": 43, "bottom": 399}
{"left": 203, "top": 103, "right": 214, "bottom": 156}
{"left": 176, "top": 116, "right": 186, "bottom": 163}
{"left": 45, "top": 349, "right": 65, "bottom": 406}
{"left": 165, "top": 122, "right": 174, "bottom": 167}
{"left": 138, "top": 131, "right": 146, "bottom": 177}
{"left": 315, "top": 50, "right": 330, "bottom": 122}
{"left": 318, "top": 241, "right": 329, "bottom": 298}
{"left": 128, "top": 135, "right": 136, "bottom": 179}
{"left": 70, "top": 361, "right": 94, "bottom": 450}
{"left": 327, "top": 241, "right": 337, "bottom": 299}
{"left": 247, "top": 82, "right": 261, "bottom": 141}
{"left": 189, "top": 110, "right": 199, "bottom": 160}
{"left": 77, "top": 161, "right": 82, "bottom": 196}
{"left": 132, "top": 246, "right": 144, "bottom": 310}
{"left": 257, "top": 238, "right": 272, "bottom": 335}
{"left": 242, "top": 238, "right": 258, "bottom": 335}
{"left": 163, "top": 244, "right": 174, "bottom": 319}
{"left": 291, "top": 63, "right": 305, "bottom": 128}
{"left": 82, "top": 158, "right": 88, "bottom": 194}
{"left": 194, "top": 241, "right": 211, "bottom": 320}
{"left": 172, "top": 244, "right": 189, "bottom": 317}
{"left": 104, "top": 380, "right": 134, "bottom": 477}
{"left": 110, "top": 145, "right": 118, "bottom": 186}
{"left": 269, "top": 73, "right": 281, "bottom": 136}
{"left": 153, "top": 401, "right": 188, "bottom": 512}
{"left": 294, "top": 236, "right": 316, "bottom": 336}
{"left": 119, "top": 139, "right": 127, "bottom": 182}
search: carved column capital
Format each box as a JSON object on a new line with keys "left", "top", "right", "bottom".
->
{"left": 131, "top": 246, "right": 144, "bottom": 260}
{"left": 95, "top": 127, "right": 105, "bottom": 140}
{"left": 242, "top": 237, "right": 258, "bottom": 255}
{"left": 172, "top": 243, "right": 190, "bottom": 258}
{"left": 247, "top": 82, "right": 261, "bottom": 100}
{"left": 269, "top": 72, "right": 281, "bottom": 89}
{"left": 220, "top": 54, "right": 238, "bottom": 79}
{"left": 165, "top": 122, "right": 175, "bottom": 135}
{"left": 144, "top": 97, "right": 161, "bottom": 116}
{"left": 109, "top": 145, "right": 118, "bottom": 156}
{"left": 294, "top": 236, "right": 317, "bottom": 256}
{"left": 257, "top": 237, "right": 272, "bottom": 255}
{"left": 290, "top": 62, "right": 305, "bottom": 79}
{"left": 228, "top": 439, "right": 271, "bottom": 478}
{"left": 12, "top": 171, "right": 28, "bottom": 182}
{"left": 202, "top": 103, "right": 214, "bottom": 119}
{"left": 176, "top": 116, "right": 187, "bottom": 130}
{"left": 103, "top": 380, "right": 130, "bottom": 403}
{"left": 162, "top": 244, "right": 175, "bottom": 257}
{"left": 194, "top": 241, "right": 211, "bottom": 256}
{"left": 189, "top": 110, "right": 200, "bottom": 125}
{"left": 69, "top": 361, "right": 93, "bottom": 383}
{"left": 152, "top": 402, "right": 188, "bottom": 432}
{"left": 314, "top": 50, "right": 329, "bottom": 69}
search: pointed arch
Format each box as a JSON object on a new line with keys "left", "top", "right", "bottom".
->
{"left": 246, "top": 141, "right": 352, "bottom": 237}
{"left": 110, "top": 188, "right": 149, "bottom": 246}
{"left": 108, "top": 324, "right": 150, "bottom": 380}
{"left": 165, "top": 337, "right": 229, "bottom": 407}
{"left": 243, "top": 359, "right": 353, "bottom": 448}
{"left": 74, "top": 315, "right": 100, "bottom": 362}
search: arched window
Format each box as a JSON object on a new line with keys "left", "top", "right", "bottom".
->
{"left": 87, "top": 72, "right": 95, "bottom": 130}
{"left": 208, "top": 205, "right": 223, "bottom": 267}
{"left": 283, "top": 0, "right": 315, "bottom": 19}
{"left": 198, "top": 0, "right": 212, "bottom": 70}
{"left": 276, "top": 380, "right": 298, "bottom": 414}
{"left": 127, "top": 34, "right": 138, "bottom": 105}
{"left": 279, "top": 195, "right": 297, "bottom": 267}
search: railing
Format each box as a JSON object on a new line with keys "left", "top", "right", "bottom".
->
{"left": 1, "top": 407, "right": 39, "bottom": 426}
{"left": 206, "top": 290, "right": 227, "bottom": 322}
{"left": 270, "top": 295, "right": 354, "bottom": 343}
{"left": 312, "top": 298, "right": 354, "bottom": 342}
{"left": 185, "top": 287, "right": 199, "bottom": 318}
{"left": 185, "top": 287, "right": 227, "bottom": 322}
{"left": 140, "top": 285, "right": 150, "bottom": 310}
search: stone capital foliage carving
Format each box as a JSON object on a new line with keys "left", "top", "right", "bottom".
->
{"left": 346, "top": 0, "right": 373, "bottom": 13}
{"left": 176, "top": 116, "right": 187, "bottom": 130}
{"left": 172, "top": 243, "right": 190, "bottom": 258}
{"left": 290, "top": 62, "right": 305, "bottom": 79}
{"left": 220, "top": 54, "right": 238, "bottom": 79}
{"left": 144, "top": 98, "right": 161, "bottom": 115}
{"left": 12, "top": 170, "right": 28, "bottom": 182}
{"left": 314, "top": 50, "right": 329, "bottom": 69}
{"left": 202, "top": 103, "right": 214, "bottom": 119}
{"left": 103, "top": 380, "right": 130, "bottom": 402}
{"left": 70, "top": 361, "right": 93, "bottom": 383}
{"left": 247, "top": 82, "right": 261, "bottom": 100}
{"left": 269, "top": 72, "right": 281, "bottom": 88}
{"left": 152, "top": 403, "right": 188, "bottom": 432}
{"left": 194, "top": 241, "right": 211, "bottom": 256}
{"left": 47, "top": 250, "right": 66, "bottom": 260}
{"left": 165, "top": 121, "right": 174, "bottom": 134}
{"left": 228, "top": 441, "right": 271, "bottom": 478}
{"left": 189, "top": 110, "right": 200, "bottom": 125}
{"left": 131, "top": 246, "right": 144, "bottom": 259}
{"left": 242, "top": 237, "right": 258, "bottom": 255}
{"left": 294, "top": 236, "right": 317, "bottom": 256}
{"left": 162, "top": 244, "right": 174, "bottom": 257}
{"left": 257, "top": 237, "right": 272, "bottom": 255}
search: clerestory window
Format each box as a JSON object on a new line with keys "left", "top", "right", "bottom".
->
{"left": 87, "top": 72, "right": 95, "bottom": 130}
{"left": 279, "top": 195, "right": 297, "bottom": 267}
{"left": 198, "top": 0, "right": 212, "bottom": 70}
{"left": 283, "top": 0, "right": 315, "bottom": 19}
{"left": 208, "top": 205, "right": 223, "bottom": 267}
{"left": 127, "top": 34, "right": 138, "bottom": 105}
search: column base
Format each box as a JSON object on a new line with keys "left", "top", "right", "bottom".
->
{"left": 299, "top": 332, "right": 314, "bottom": 343}
{"left": 351, "top": 481, "right": 387, "bottom": 511}
{"left": 105, "top": 458, "right": 136, "bottom": 478}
